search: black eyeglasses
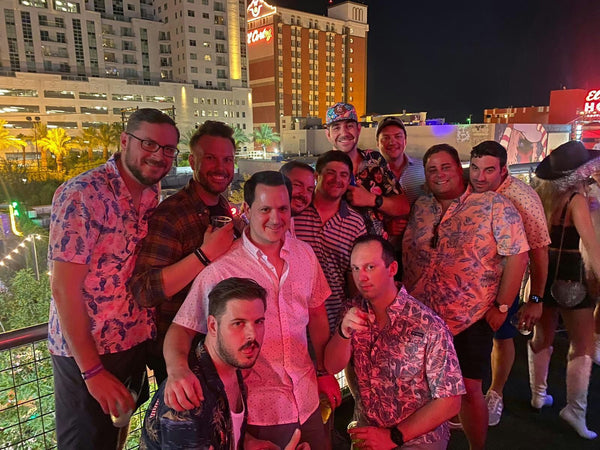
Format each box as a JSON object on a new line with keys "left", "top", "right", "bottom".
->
{"left": 126, "top": 133, "right": 179, "bottom": 158}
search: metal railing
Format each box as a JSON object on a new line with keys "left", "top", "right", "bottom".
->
{"left": 0, "top": 324, "right": 157, "bottom": 450}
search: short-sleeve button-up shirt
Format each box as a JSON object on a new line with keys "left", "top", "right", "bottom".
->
{"left": 348, "top": 287, "right": 465, "bottom": 446}
{"left": 174, "top": 231, "right": 331, "bottom": 426}
{"left": 497, "top": 175, "right": 550, "bottom": 250}
{"left": 402, "top": 187, "right": 530, "bottom": 335}
{"left": 48, "top": 154, "right": 158, "bottom": 356}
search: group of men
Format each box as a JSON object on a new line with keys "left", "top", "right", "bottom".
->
{"left": 47, "top": 103, "right": 549, "bottom": 450}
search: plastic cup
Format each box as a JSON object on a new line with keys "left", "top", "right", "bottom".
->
{"left": 211, "top": 215, "right": 232, "bottom": 228}
{"left": 110, "top": 390, "right": 137, "bottom": 428}
{"left": 510, "top": 314, "right": 532, "bottom": 336}
{"left": 347, "top": 420, "right": 364, "bottom": 449}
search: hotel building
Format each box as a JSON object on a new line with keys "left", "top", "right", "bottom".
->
{"left": 246, "top": 0, "right": 368, "bottom": 132}
{"left": 0, "top": 0, "right": 253, "bottom": 158}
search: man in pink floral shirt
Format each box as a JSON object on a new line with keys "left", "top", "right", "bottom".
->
{"left": 403, "top": 144, "right": 529, "bottom": 450}
{"left": 326, "top": 235, "right": 464, "bottom": 449}
{"left": 48, "top": 108, "right": 178, "bottom": 449}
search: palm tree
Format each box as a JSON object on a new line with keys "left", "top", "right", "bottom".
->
{"left": 32, "top": 121, "right": 48, "bottom": 170}
{"left": 97, "top": 123, "right": 121, "bottom": 160}
{"left": 252, "top": 124, "right": 280, "bottom": 158}
{"left": 179, "top": 128, "right": 196, "bottom": 150}
{"left": 0, "top": 120, "right": 27, "bottom": 162}
{"left": 37, "top": 128, "right": 75, "bottom": 172}
{"left": 77, "top": 127, "right": 100, "bottom": 160}
{"left": 232, "top": 126, "right": 250, "bottom": 150}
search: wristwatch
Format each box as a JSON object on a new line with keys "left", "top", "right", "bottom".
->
{"left": 389, "top": 427, "right": 404, "bottom": 448}
{"left": 374, "top": 194, "right": 384, "bottom": 210}
{"left": 529, "top": 294, "right": 543, "bottom": 304}
{"left": 493, "top": 300, "right": 509, "bottom": 313}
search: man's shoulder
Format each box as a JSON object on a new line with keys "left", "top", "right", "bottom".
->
{"left": 58, "top": 163, "right": 109, "bottom": 193}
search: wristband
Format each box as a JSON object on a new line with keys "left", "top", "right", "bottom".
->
{"left": 81, "top": 362, "right": 104, "bottom": 381}
{"left": 194, "top": 247, "right": 211, "bottom": 266}
{"left": 529, "top": 294, "right": 543, "bottom": 304}
{"left": 338, "top": 322, "right": 350, "bottom": 340}
{"left": 389, "top": 427, "right": 404, "bottom": 447}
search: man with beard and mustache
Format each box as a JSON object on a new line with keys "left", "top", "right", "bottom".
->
{"left": 280, "top": 161, "right": 315, "bottom": 217}
{"left": 48, "top": 108, "right": 178, "bottom": 449}
{"left": 131, "top": 120, "right": 237, "bottom": 384}
{"left": 163, "top": 171, "right": 337, "bottom": 449}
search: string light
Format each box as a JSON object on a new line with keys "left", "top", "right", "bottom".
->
{"left": 0, "top": 234, "right": 43, "bottom": 269}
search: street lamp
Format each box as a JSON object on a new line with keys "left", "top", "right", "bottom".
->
{"left": 26, "top": 116, "right": 41, "bottom": 169}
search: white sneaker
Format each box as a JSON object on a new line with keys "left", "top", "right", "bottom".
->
{"left": 486, "top": 390, "right": 504, "bottom": 426}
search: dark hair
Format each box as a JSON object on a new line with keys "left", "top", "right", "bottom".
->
{"left": 423, "top": 143, "right": 461, "bottom": 167}
{"left": 208, "top": 277, "right": 267, "bottom": 319}
{"left": 352, "top": 234, "right": 396, "bottom": 267}
{"left": 471, "top": 141, "right": 507, "bottom": 168}
{"left": 189, "top": 120, "right": 235, "bottom": 153}
{"left": 280, "top": 161, "right": 315, "bottom": 177}
{"left": 315, "top": 150, "right": 353, "bottom": 174}
{"left": 126, "top": 108, "right": 180, "bottom": 141}
{"left": 244, "top": 170, "right": 293, "bottom": 206}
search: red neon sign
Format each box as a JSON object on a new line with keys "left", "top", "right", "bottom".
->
{"left": 247, "top": 26, "right": 273, "bottom": 45}
{"left": 584, "top": 89, "right": 600, "bottom": 118}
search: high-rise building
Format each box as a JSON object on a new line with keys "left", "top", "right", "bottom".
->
{"left": 0, "top": 0, "right": 253, "bottom": 157}
{"left": 246, "top": 0, "right": 368, "bottom": 132}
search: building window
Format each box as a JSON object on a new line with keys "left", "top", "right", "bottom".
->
{"left": 203, "top": 12, "right": 209, "bottom": 19}
{"left": 189, "top": 26, "right": 196, "bottom": 32}
{"left": 188, "top": 10, "right": 195, "bottom": 17}
{"left": 203, "top": 28, "right": 210, "bottom": 34}
{"left": 204, "top": 54, "right": 211, "bottom": 61}
{"left": 205, "top": 67, "right": 212, "bottom": 73}
{"left": 190, "top": 53, "right": 197, "bottom": 59}
{"left": 190, "top": 40, "right": 196, "bottom": 46}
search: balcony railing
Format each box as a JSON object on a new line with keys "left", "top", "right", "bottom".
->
{"left": 0, "top": 324, "right": 157, "bottom": 449}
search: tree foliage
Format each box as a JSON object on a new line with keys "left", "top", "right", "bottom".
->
{"left": 0, "top": 120, "right": 27, "bottom": 156}
{"left": 252, "top": 124, "right": 280, "bottom": 152}
{"left": 37, "top": 129, "right": 76, "bottom": 173}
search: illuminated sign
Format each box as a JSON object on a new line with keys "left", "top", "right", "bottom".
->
{"left": 584, "top": 89, "right": 600, "bottom": 118}
{"left": 247, "top": 26, "right": 273, "bottom": 45}
{"left": 247, "top": 0, "right": 276, "bottom": 21}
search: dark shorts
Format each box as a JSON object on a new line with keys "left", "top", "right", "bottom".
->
{"left": 494, "top": 295, "right": 520, "bottom": 340}
{"left": 52, "top": 341, "right": 149, "bottom": 450}
{"left": 246, "top": 407, "right": 326, "bottom": 449}
{"left": 453, "top": 318, "right": 494, "bottom": 380}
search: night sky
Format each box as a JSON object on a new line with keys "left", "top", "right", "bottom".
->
{"left": 274, "top": 0, "right": 600, "bottom": 123}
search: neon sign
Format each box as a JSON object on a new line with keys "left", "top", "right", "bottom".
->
{"left": 247, "top": 0, "right": 276, "bottom": 21}
{"left": 247, "top": 26, "right": 273, "bottom": 45}
{"left": 584, "top": 89, "right": 600, "bottom": 118}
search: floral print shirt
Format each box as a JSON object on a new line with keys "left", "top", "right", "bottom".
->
{"left": 348, "top": 287, "right": 465, "bottom": 446}
{"left": 141, "top": 344, "right": 246, "bottom": 450}
{"left": 352, "top": 148, "right": 399, "bottom": 236}
{"left": 47, "top": 154, "right": 158, "bottom": 356}
{"left": 402, "top": 187, "right": 529, "bottom": 335}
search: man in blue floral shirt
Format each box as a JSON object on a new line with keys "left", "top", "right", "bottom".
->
{"left": 325, "top": 102, "right": 409, "bottom": 236}
{"left": 142, "top": 278, "right": 270, "bottom": 450}
{"left": 325, "top": 235, "right": 464, "bottom": 449}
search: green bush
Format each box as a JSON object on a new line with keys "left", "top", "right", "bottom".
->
{"left": 0, "top": 269, "right": 51, "bottom": 333}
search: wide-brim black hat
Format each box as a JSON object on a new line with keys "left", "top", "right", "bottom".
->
{"left": 535, "top": 141, "right": 600, "bottom": 180}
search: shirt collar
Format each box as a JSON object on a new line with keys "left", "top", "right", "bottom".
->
{"left": 241, "top": 227, "right": 289, "bottom": 260}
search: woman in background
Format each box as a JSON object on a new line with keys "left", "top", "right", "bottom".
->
{"left": 530, "top": 141, "right": 600, "bottom": 440}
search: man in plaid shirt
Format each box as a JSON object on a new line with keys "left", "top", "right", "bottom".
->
{"left": 131, "top": 120, "right": 237, "bottom": 383}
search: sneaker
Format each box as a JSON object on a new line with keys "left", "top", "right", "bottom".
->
{"left": 486, "top": 390, "right": 504, "bottom": 426}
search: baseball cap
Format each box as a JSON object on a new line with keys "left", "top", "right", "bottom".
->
{"left": 376, "top": 116, "right": 407, "bottom": 138}
{"left": 326, "top": 102, "right": 358, "bottom": 126}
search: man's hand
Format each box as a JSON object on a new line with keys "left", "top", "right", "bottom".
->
{"left": 346, "top": 185, "right": 376, "bottom": 208}
{"left": 348, "top": 426, "right": 396, "bottom": 450}
{"left": 85, "top": 370, "right": 135, "bottom": 417}
{"left": 164, "top": 367, "right": 204, "bottom": 411}
{"left": 484, "top": 307, "right": 507, "bottom": 332}
{"left": 385, "top": 216, "right": 408, "bottom": 236}
{"left": 340, "top": 307, "right": 374, "bottom": 338}
{"left": 517, "top": 302, "right": 543, "bottom": 331}
{"left": 317, "top": 373, "right": 342, "bottom": 409}
{"left": 201, "top": 222, "right": 235, "bottom": 261}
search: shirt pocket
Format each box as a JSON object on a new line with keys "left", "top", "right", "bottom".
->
{"left": 385, "top": 335, "right": 426, "bottom": 381}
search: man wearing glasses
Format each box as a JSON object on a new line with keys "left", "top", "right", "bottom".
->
{"left": 402, "top": 144, "right": 529, "bottom": 450}
{"left": 131, "top": 120, "right": 237, "bottom": 384}
{"left": 48, "top": 108, "right": 178, "bottom": 449}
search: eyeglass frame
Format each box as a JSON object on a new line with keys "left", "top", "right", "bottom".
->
{"left": 126, "top": 132, "right": 179, "bottom": 158}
